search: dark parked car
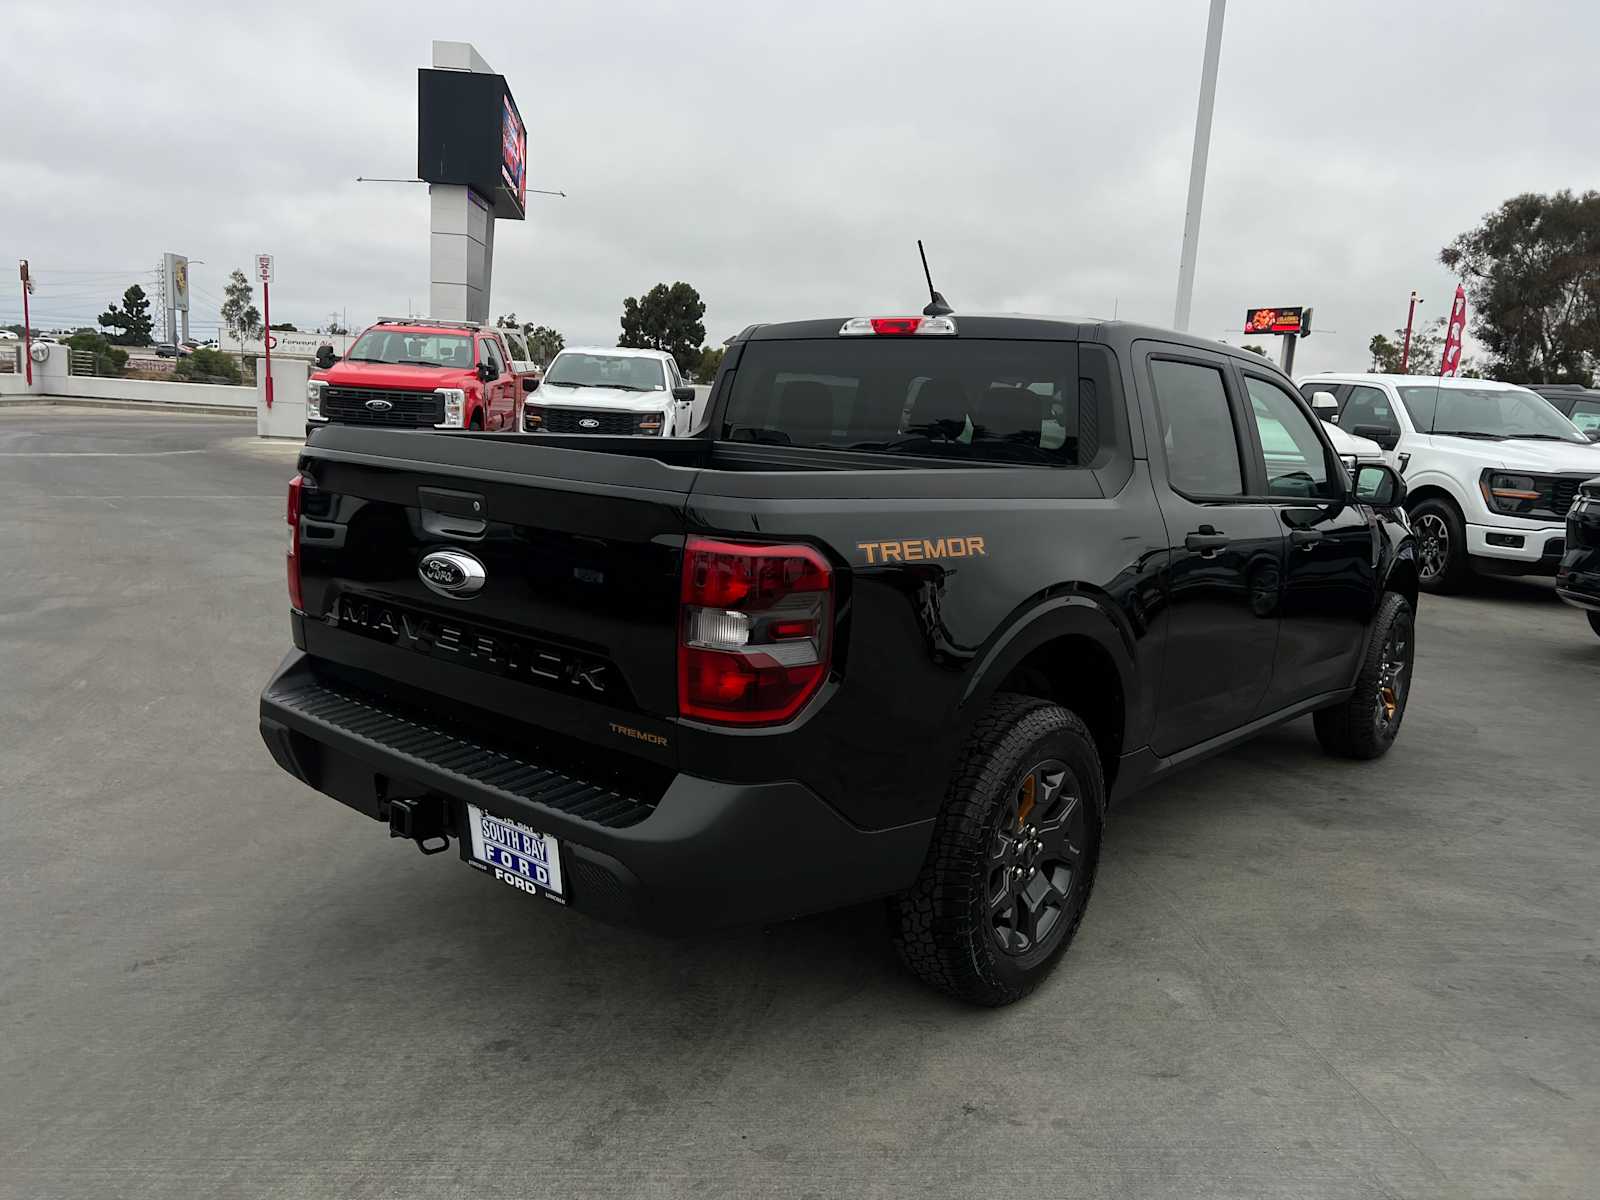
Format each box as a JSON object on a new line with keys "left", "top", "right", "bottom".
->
{"left": 263, "top": 314, "right": 1418, "bottom": 1005}
{"left": 1556, "top": 477, "right": 1600, "bottom": 638}
{"left": 1530, "top": 384, "right": 1600, "bottom": 442}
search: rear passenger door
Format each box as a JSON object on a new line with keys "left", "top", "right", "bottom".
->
{"left": 1238, "top": 370, "right": 1378, "bottom": 708}
{"left": 1139, "top": 346, "right": 1287, "bottom": 755}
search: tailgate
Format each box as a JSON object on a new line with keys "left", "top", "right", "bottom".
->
{"left": 293, "top": 429, "right": 696, "bottom": 763}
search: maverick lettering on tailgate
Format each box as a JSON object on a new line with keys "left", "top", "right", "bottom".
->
{"left": 332, "top": 597, "right": 611, "bottom": 697}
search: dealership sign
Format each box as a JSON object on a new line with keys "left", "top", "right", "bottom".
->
{"left": 1244, "top": 306, "right": 1305, "bottom": 336}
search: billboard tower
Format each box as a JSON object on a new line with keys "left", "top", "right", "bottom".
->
{"left": 417, "top": 41, "right": 528, "bottom": 322}
{"left": 160, "top": 253, "right": 190, "bottom": 346}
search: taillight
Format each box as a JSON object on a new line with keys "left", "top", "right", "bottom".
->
{"left": 838, "top": 315, "right": 957, "bottom": 337}
{"left": 286, "top": 474, "right": 303, "bottom": 611}
{"left": 678, "top": 537, "right": 833, "bottom": 725}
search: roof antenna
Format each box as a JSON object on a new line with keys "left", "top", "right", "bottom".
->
{"left": 918, "top": 240, "right": 953, "bottom": 317}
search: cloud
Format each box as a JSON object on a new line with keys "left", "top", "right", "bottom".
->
{"left": 4, "top": 0, "right": 1596, "bottom": 374}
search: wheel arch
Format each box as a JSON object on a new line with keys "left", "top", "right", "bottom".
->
{"left": 959, "top": 595, "right": 1136, "bottom": 795}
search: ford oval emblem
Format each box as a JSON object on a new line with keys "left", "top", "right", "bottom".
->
{"left": 578, "top": 417, "right": 601, "bottom": 429}
{"left": 365, "top": 398, "right": 394, "bottom": 412}
{"left": 418, "top": 549, "right": 487, "bottom": 599}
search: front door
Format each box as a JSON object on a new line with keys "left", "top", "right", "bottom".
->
{"left": 1238, "top": 371, "right": 1379, "bottom": 707}
{"left": 1141, "top": 349, "right": 1287, "bottom": 756}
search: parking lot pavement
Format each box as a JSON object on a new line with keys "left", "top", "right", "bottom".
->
{"left": 0, "top": 405, "right": 1594, "bottom": 1200}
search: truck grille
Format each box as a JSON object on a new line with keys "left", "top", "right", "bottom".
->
{"left": 1550, "top": 476, "right": 1586, "bottom": 518}
{"left": 321, "top": 387, "right": 444, "bottom": 427}
{"left": 528, "top": 406, "right": 654, "bottom": 435}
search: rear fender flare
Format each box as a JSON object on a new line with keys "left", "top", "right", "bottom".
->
{"left": 956, "top": 592, "right": 1140, "bottom": 747}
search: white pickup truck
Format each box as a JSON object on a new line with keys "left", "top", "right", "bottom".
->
{"left": 521, "top": 346, "right": 702, "bottom": 437}
{"left": 1298, "top": 373, "right": 1599, "bottom": 591}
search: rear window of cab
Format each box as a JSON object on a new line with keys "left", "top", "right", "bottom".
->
{"left": 721, "top": 339, "right": 1123, "bottom": 467}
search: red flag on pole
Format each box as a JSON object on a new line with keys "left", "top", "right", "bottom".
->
{"left": 1440, "top": 284, "right": 1467, "bottom": 377}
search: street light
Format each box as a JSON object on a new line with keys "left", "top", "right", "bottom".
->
{"left": 1173, "top": 0, "right": 1227, "bottom": 332}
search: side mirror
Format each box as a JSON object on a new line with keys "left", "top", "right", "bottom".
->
{"left": 315, "top": 346, "right": 336, "bottom": 369}
{"left": 1353, "top": 463, "right": 1406, "bottom": 508}
{"left": 1310, "top": 391, "right": 1339, "bottom": 422}
{"left": 672, "top": 386, "right": 695, "bottom": 402}
{"left": 522, "top": 377, "right": 540, "bottom": 393}
{"left": 477, "top": 361, "right": 496, "bottom": 383}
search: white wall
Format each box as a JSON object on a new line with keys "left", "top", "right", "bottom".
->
{"left": 0, "top": 343, "right": 254, "bottom": 407}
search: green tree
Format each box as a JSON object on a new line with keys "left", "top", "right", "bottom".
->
{"left": 269, "top": 322, "right": 297, "bottom": 332}
{"left": 175, "top": 347, "right": 243, "bottom": 385}
{"left": 524, "top": 325, "right": 564, "bottom": 366}
{"left": 97, "top": 284, "right": 154, "bottom": 346}
{"left": 1440, "top": 189, "right": 1600, "bottom": 383}
{"left": 694, "top": 344, "right": 725, "bottom": 382}
{"left": 1367, "top": 317, "right": 1456, "bottom": 374}
{"left": 220, "top": 270, "right": 262, "bottom": 358}
{"left": 618, "top": 282, "right": 706, "bottom": 373}
{"left": 65, "top": 330, "right": 128, "bottom": 376}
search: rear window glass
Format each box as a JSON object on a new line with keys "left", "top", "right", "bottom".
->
{"left": 721, "top": 339, "right": 1119, "bottom": 466}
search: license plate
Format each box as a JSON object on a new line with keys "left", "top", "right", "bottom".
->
{"left": 466, "top": 804, "right": 565, "bottom": 902}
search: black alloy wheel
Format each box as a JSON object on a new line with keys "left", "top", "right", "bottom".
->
{"left": 988, "top": 759, "right": 1090, "bottom": 961}
{"left": 1314, "top": 591, "right": 1415, "bottom": 759}
{"left": 1409, "top": 498, "right": 1468, "bottom": 593}
{"left": 893, "top": 694, "right": 1105, "bottom": 1006}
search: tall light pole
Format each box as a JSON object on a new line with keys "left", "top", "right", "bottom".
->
{"left": 1173, "top": 0, "right": 1228, "bottom": 332}
{"left": 1400, "top": 291, "right": 1421, "bottom": 373}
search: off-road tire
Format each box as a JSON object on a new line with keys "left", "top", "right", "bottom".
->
{"left": 1409, "top": 497, "right": 1469, "bottom": 594}
{"left": 892, "top": 694, "right": 1104, "bottom": 1007}
{"left": 1314, "top": 591, "right": 1415, "bottom": 760}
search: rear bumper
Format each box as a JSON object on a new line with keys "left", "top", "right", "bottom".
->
{"left": 259, "top": 652, "right": 932, "bottom": 933}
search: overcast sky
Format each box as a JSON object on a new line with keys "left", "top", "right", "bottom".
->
{"left": 4, "top": 0, "right": 1596, "bottom": 373}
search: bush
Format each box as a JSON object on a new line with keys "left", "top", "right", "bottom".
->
{"left": 175, "top": 348, "right": 243, "bottom": 385}
{"left": 64, "top": 331, "right": 128, "bottom": 377}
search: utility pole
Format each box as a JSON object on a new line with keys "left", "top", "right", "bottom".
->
{"left": 1173, "top": 0, "right": 1227, "bottom": 332}
{"left": 19, "top": 260, "right": 33, "bottom": 386}
{"left": 1400, "top": 291, "right": 1421, "bottom": 373}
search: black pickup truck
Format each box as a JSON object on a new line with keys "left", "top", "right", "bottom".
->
{"left": 261, "top": 314, "right": 1418, "bottom": 1005}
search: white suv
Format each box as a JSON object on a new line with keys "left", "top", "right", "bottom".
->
{"left": 1298, "top": 373, "right": 1599, "bottom": 591}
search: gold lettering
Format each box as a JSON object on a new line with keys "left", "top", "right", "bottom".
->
{"left": 923, "top": 538, "right": 946, "bottom": 559}
{"left": 903, "top": 540, "right": 924, "bottom": 561}
{"left": 948, "top": 538, "right": 967, "bottom": 558}
{"left": 880, "top": 542, "right": 902, "bottom": 562}
{"left": 968, "top": 536, "right": 987, "bottom": 556}
{"left": 856, "top": 541, "right": 879, "bottom": 565}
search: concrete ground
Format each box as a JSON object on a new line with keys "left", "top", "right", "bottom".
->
{"left": 1, "top": 406, "right": 1594, "bottom": 1200}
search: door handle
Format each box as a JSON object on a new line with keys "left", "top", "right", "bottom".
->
{"left": 1184, "top": 527, "right": 1230, "bottom": 554}
{"left": 1290, "top": 528, "right": 1323, "bottom": 550}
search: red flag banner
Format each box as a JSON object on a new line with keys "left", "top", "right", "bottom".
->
{"left": 1440, "top": 284, "right": 1466, "bottom": 377}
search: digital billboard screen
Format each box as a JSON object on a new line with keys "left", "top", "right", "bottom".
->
{"left": 1244, "top": 306, "right": 1304, "bottom": 336}
{"left": 501, "top": 94, "right": 527, "bottom": 214}
{"left": 418, "top": 68, "right": 527, "bottom": 220}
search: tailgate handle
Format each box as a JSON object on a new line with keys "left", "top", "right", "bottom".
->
{"left": 418, "top": 487, "right": 487, "bottom": 538}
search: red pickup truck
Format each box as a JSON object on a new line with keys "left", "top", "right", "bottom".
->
{"left": 307, "top": 318, "right": 532, "bottom": 432}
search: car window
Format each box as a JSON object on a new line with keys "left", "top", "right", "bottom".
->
{"left": 1243, "top": 376, "right": 1337, "bottom": 500}
{"left": 1397, "top": 384, "right": 1589, "bottom": 442}
{"left": 1149, "top": 359, "right": 1244, "bottom": 496}
{"left": 501, "top": 332, "right": 526, "bottom": 363}
{"left": 1341, "top": 385, "right": 1400, "bottom": 435}
{"left": 348, "top": 330, "right": 472, "bottom": 368}
{"left": 479, "top": 338, "right": 503, "bottom": 376}
{"left": 1564, "top": 398, "right": 1600, "bottom": 435}
{"left": 721, "top": 339, "right": 1111, "bottom": 467}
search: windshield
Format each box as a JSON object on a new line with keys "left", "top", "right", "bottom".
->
{"left": 347, "top": 330, "right": 473, "bottom": 369}
{"left": 1396, "top": 384, "right": 1588, "bottom": 442}
{"left": 544, "top": 353, "right": 665, "bottom": 391}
